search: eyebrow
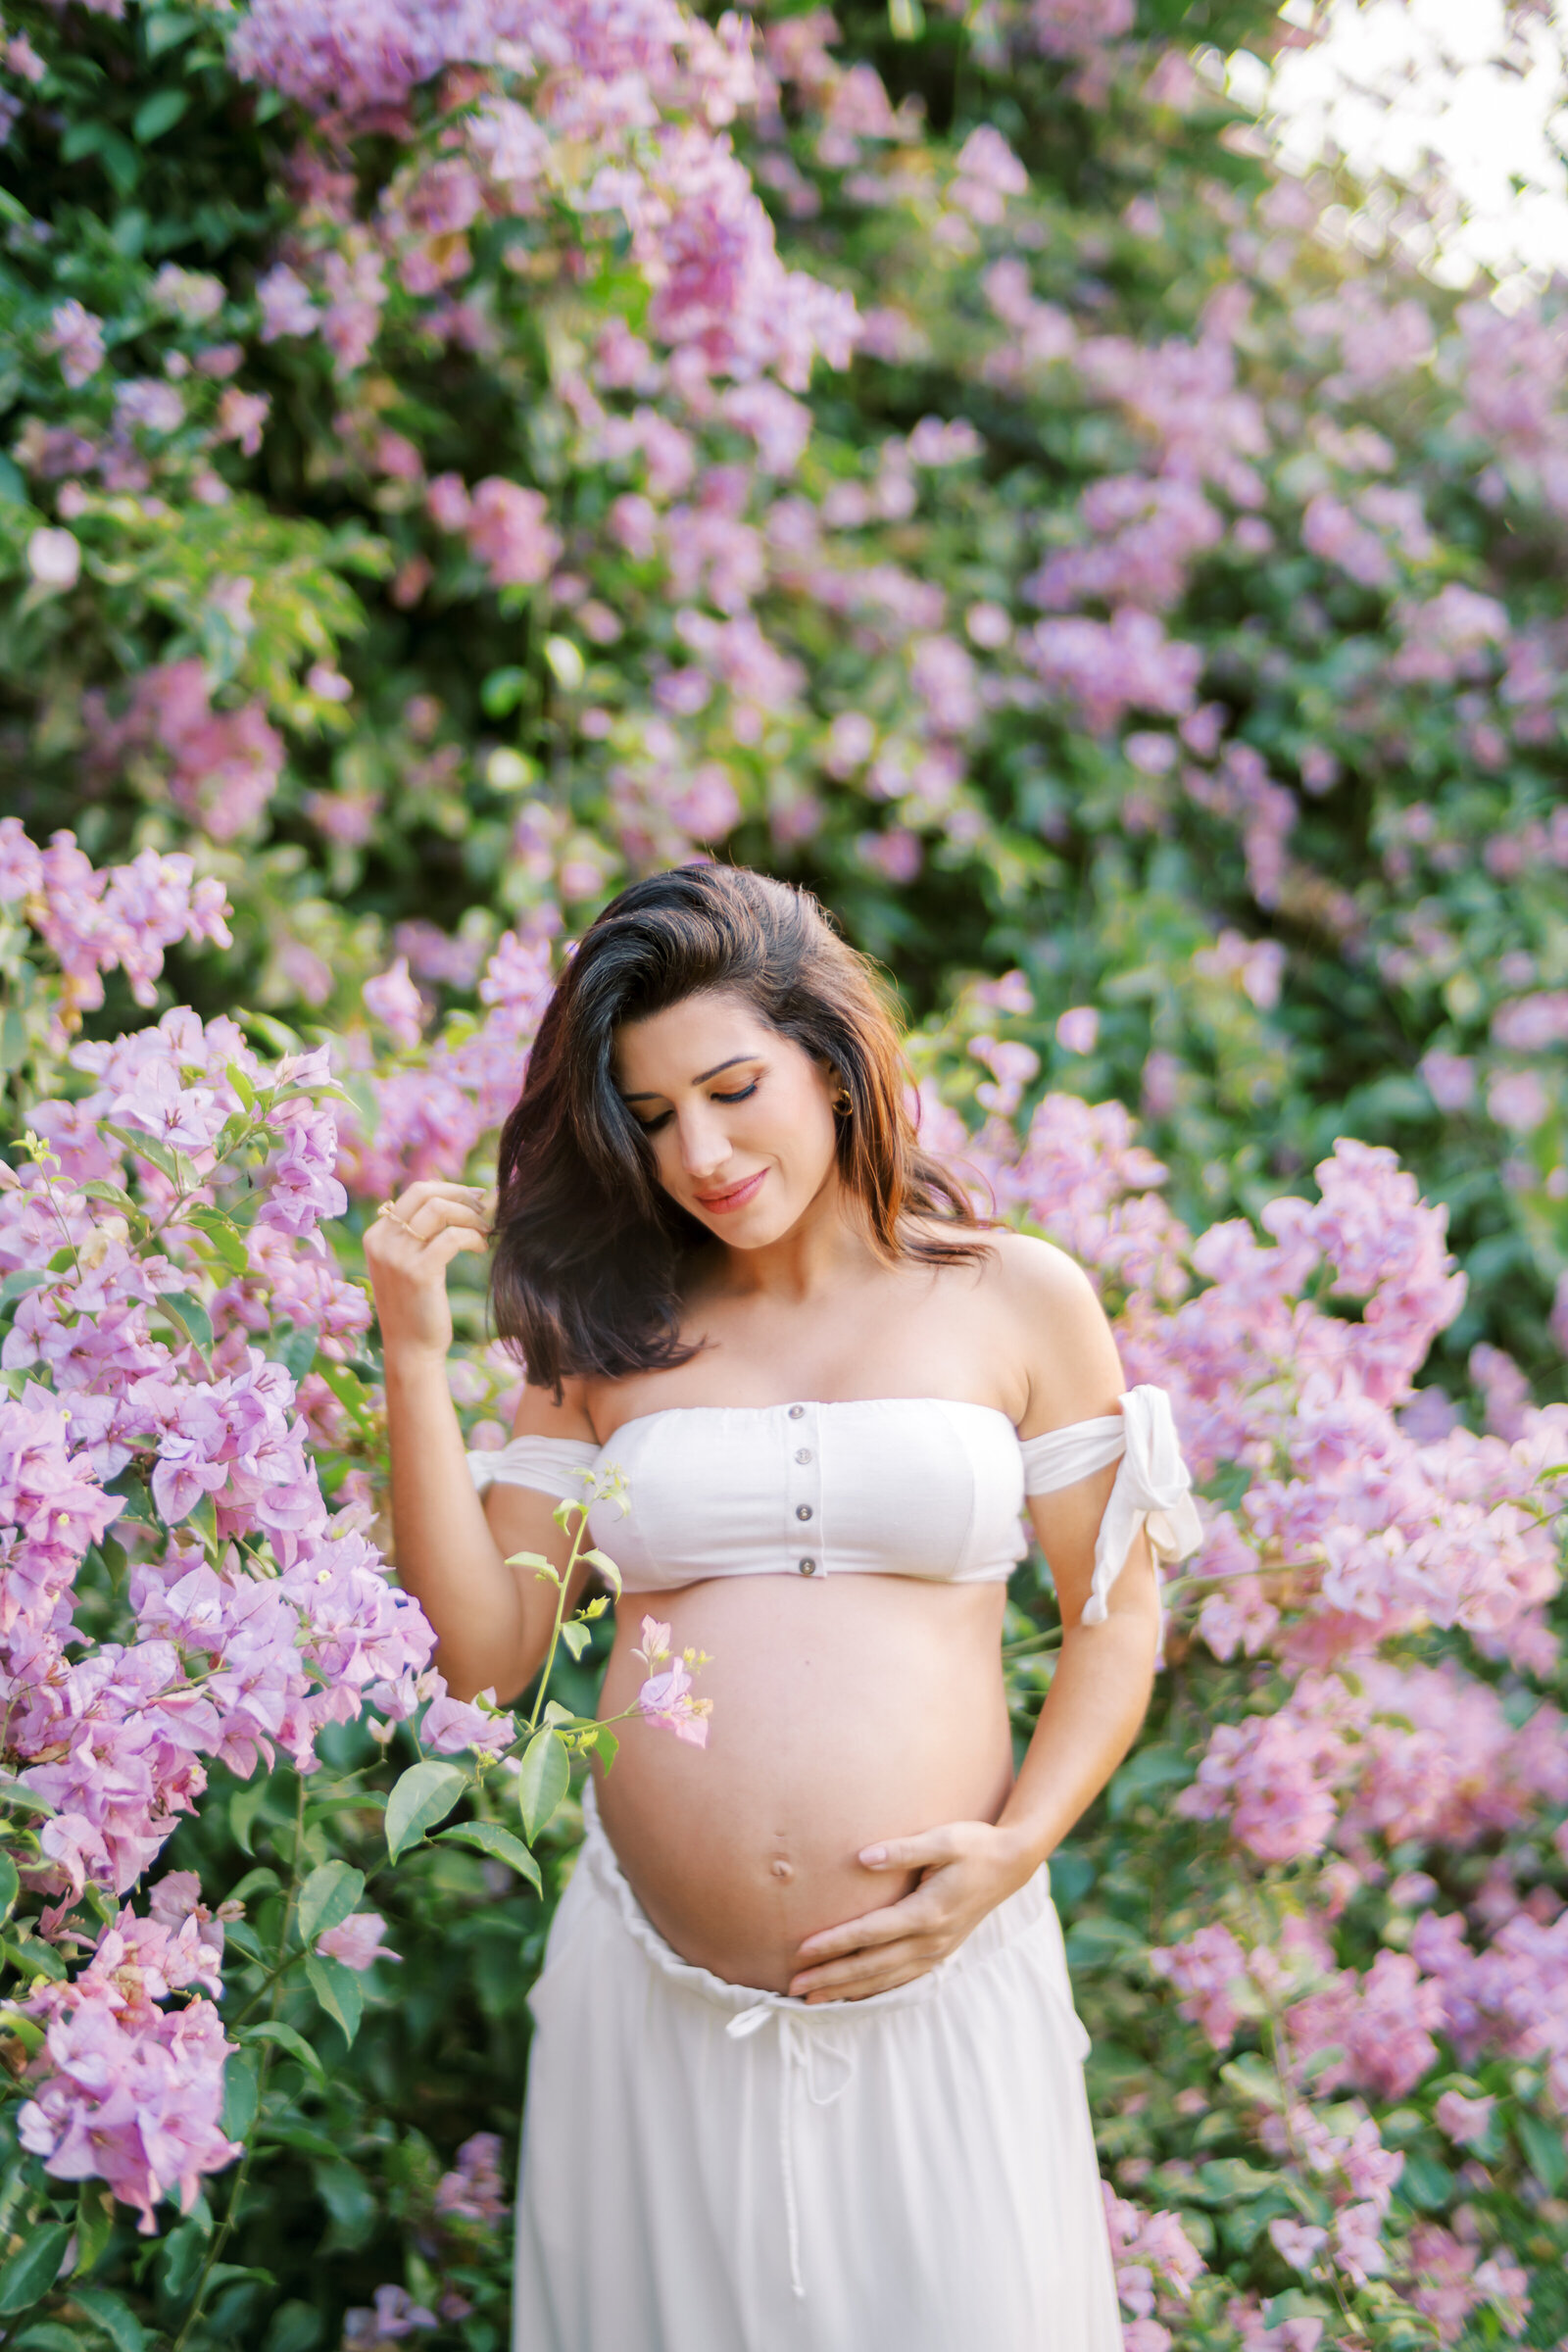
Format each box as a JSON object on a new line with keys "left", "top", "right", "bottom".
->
{"left": 620, "top": 1053, "right": 759, "bottom": 1102}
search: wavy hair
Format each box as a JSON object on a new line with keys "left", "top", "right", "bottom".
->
{"left": 489, "top": 865, "right": 990, "bottom": 1390}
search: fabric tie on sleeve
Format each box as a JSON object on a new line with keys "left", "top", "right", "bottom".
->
{"left": 1082, "top": 1384, "right": 1203, "bottom": 1625}
{"left": 466, "top": 1436, "right": 600, "bottom": 1499}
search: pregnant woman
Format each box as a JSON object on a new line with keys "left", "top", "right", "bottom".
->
{"left": 365, "top": 865, "right": 1201, "bottom": 2352}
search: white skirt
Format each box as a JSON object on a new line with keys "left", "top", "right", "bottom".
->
{"left": 513, "top": 1788, "right": 1125, "bottom": 2351}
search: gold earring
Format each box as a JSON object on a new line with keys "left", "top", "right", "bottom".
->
{"left": 834, "top": 1085, "right": 853, "bottom": 1113}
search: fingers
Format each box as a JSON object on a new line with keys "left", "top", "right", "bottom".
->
{"left": 395, "top": 1181, "right": 492, "bottom": 1209}
{"left": 398, "top": 1197, "right": 490, "bottom": 1243}
{"left": 383, "top": 1181, "right": 492, "bottom": 1233}
{"left": 858, "top": 1824, "right": 972, "bottom": 1872}
{"left": 796, "top": 1900, "right": 926, "bottom": 1964}
{"left": 792, "top": 1939, "right": 933, "bottom": 2002}
{"left": 430, "top": 1227, "right": 489, "bottom": 1264}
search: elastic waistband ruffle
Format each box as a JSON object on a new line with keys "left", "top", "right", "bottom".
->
{"left": 577, "top": 1779, "right": 1064, "bottom": 2026}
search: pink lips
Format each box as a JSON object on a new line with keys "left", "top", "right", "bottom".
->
{"left": 693, "top": 1167, "right": 767, "bottom": 1215}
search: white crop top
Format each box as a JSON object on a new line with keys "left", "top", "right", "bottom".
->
{"left": 467, "top": 1383, "right": 1202, "bottom": 1620}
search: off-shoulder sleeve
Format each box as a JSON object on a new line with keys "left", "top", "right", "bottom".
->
{"left": 467, "top": 1436, "right": 600, "bottom": 1500}
{"left": 1018, "top": 1384, "right": 1203, "bottom": 1626}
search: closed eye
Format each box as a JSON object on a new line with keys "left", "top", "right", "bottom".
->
{"left": 630, "top": 1078, "right": 758, "bottom": 1134}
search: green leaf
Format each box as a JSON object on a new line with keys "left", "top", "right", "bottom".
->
{"left": 224, "top": 1059, "right": 258, "bottom": 1110}
{"left": 225, "top": 1864, "right": 281, "bottom": 1906}
{"left": 145, "top": 9, "right": 198, "bottom": 52}
{"left": 203, "top": 2265, "right": 277, "bottom": 2292}
{"left": 160, "top": 1291, "right": 215, "bottom": 1355}
{"left": 183, "top": 1205, "right": 250, "bottom": 1277}
{"left": 1194, "top": 2158, "right": 1283, "bottom": 2204}
{"left": 559, "top": 1618, "right": 590, "bottom": 1660}
{"left": 304, "top": 1953, "right": 363, "bottom": 2046}
{"left": 435, "top": 1819, "right": 542, "bottom": 1891}
{"left": 0, "top": 2224, "right": 71, "bottom": 2316}
{"left": 593, "top": 1727, "right": 618, "bottom": 1776}
{"left": 1, "top": 1934, "right": 67, "bottom": 1981}
{"left": 1220, "top": 2053, "right": 1285, "bottom": 2111}
{"left": 77, "top": 1180, "right": 140, "bottom": 1214}
{"left": 259, "top": 2299, "right": 322, "bottom": 2352}
{"left": 70, "top": 2287, "right": 148, "bottom": 2352}
{"left": 582, "top": 1548, "right": 621, "bottom": 1592}
{"left": 229, "top": 1779, "right": 270, "bottom": 1856}
{"left": 74, "top": 2180, "right": 115, "bottom": 2278}
{"left": 275, "top": 1325, "right": 319, "bottom": 1385}
{"left": 17, "top": 2323, "right": 91, "bottom": 2352}
{"left": 296, "top": 1859, "right": 364, "bottom": 1946}
{"left": 517, "top": 1729, "right": 569, "bottom": 1842}
{"left": 156, "top": 2220, "right": 207, "bottom": 2305}
{"left": 221, "top": 2049, "right": 261, "bottom": 2142}
{"left": 101, "top": 1123, "right": 178, "bottom": 1182}
{"left": 0, "top": 1848, "right": 19, "bottom": 1924}
{"left": 0, "top": 1781, "right": 52, "bottom": 1818}
{"left": 1107, "top": 1744, "right": 1192, "bottom": 1817}
{"left": 385, "top": 1758, "right": 468, "bottom": 1861}
{"left": 0, "top": 1270, "right": 48, "bottom": 1309}
{"left": 132, "top": 87, "right": 189, "bottom": 141}
{"left": 310, "top": 2159, "right": 376, "bottom": 2248}
{"left": 0, "top": 1004, "right": 25, "bottom": 1076}
{"left": 1514, "top": 2108, "right": 1566, "bottom": 2193}
{"left": 258, "top": 2123, "right": 340, "bottom": 2162}
{"left": 1261, "top": 2290, "right": 1333, "bottom": 2328}
{"left": 480, "top": 665, "right": 529, "bottom": 717}
{"left": 243, "top": 2019, "right": 327, "bottom": 2087}
{"left": 1396, "top": 2151, "right": 1454, "bottom": 2211}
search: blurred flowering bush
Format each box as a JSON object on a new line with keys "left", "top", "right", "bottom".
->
{"left": 0, "top": 0, "right": 1565, "bottom": 2344}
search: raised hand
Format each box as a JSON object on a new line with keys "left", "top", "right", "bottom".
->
{"left": 363, "top": 1180, "right": 495, "bottom": 1361}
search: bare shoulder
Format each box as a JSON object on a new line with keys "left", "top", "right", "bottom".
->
{"left": 510, "top": 1371, "right": 599, "bottom": 1445}
{"left": 975, "top": 1230, "right": 1126, "bottom": 1436}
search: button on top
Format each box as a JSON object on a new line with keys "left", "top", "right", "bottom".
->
{"left": 795, "top": 1447, "right": 813, "bottom": 1465}
{"left": 798, "top": 1558, "right": 816, "bottom": 1575}
{"left": 796, "top": 1502, "right": 813, "bottom": 1522}
{"left": 788, "top": 1404, "right": 806, "bottom": 1420}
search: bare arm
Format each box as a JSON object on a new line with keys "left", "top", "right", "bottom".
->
{"left": 999, "top": 1239, "right": 1160, "bottom": 1871}
{"left": 365, "top": 1180, "right": 596, "bottom": 1706}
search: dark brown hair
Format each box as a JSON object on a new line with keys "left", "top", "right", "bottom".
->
{"left": 489, "top": 864, "right": 990, "bottom": 1390}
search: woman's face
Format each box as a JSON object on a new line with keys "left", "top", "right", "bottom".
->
{"left": 612, "top": 990, "right": 842, "bottom": 1249}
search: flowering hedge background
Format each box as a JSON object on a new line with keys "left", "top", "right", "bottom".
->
{"left": 1, "top": 0, "right": 1567, "bottom": 2344}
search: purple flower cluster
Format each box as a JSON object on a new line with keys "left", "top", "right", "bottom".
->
{"left": 0, "top": 820, "right": 232, "bottom": 1039}
{"left": 83, "top": 661, "right": 286, "bottom": 844}
{"left": 16, "top": 1874, "right": 236, "bottom": 2232}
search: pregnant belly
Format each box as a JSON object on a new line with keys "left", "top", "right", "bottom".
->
{"left": 592, "top": 1573, "right": 1013, "bottom": 1995}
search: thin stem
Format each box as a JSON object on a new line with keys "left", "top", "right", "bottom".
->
{"left": 1003, "top": 1628, "right": 1064, "bottom": 1660}
{"left": 524, "top": 1498, "right": 591, "bottom": 1737}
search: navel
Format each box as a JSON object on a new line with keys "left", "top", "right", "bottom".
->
{"left": 770, "top": 1857, "right": 794, "bottom": 1883}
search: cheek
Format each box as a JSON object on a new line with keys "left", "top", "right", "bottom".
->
{"left": 761, "top": 1087, "right": 838, "bottom": 1173}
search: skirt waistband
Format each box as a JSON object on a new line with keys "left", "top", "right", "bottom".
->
{"left": 576, "top": 1777, "right": 1062, "bottom": 2026}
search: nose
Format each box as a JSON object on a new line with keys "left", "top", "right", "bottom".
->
{"left": 676, "top": 1102, "right": 733, "bottom": 1182}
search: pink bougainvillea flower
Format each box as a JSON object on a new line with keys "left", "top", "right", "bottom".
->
{"left": 1055, "top": 1006, "right": 1100, "bottom": 1054}
{"left": 317, "top": 1912, "right": 400, "bottom": 1971}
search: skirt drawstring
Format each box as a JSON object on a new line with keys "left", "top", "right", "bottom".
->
{"left": 727, "top": 2001, "right": 857, "bottom": 2299}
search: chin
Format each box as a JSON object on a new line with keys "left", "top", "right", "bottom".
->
{"left": 690, "top": 1193, "right": 802, "bottom": 1247}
